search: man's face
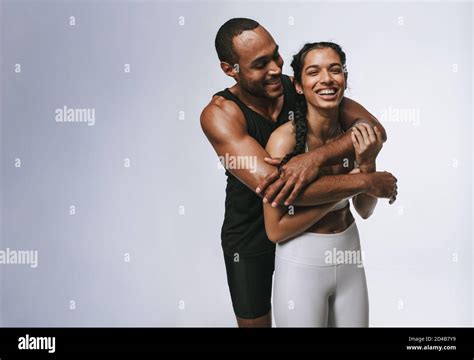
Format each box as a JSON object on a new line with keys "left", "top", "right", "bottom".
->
{"left": 231, "top": 26, "right": 284, "bottom": 99}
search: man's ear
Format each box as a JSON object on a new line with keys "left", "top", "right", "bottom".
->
{"left": 220, "top": 61, "right": 239, "bottom": 81}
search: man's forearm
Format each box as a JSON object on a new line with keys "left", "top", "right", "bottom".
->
{"left": 309, "top": 131, "right": 354, "bottom": 168}
{"left": 292, "top": 172, "right": 368, "bottom": 206}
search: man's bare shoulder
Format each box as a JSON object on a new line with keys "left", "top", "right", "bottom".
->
{"left": 201, "top": 94, "right": 245, "bottom": 125}
{"left": 203, "top": 93, "right": 243, "bottom": 119}
{"left": 200, "top": 93, "right": 247, "bottom": 139}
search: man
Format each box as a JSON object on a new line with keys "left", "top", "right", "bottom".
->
{"left": 200, "top": 18, "right": 397, "bottom": 327}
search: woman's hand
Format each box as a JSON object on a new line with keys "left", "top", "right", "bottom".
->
{"left": 351, "top": 123, "right": 383, "bottom": 173}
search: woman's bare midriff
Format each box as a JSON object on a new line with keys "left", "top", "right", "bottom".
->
{"left": 304, "top": 135, "right": 356, "bottom": 235}
{"left": 305, "top": 203, "right": 354, "bottom": 234}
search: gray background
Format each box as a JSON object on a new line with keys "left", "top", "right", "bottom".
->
{"left": 0, "top": 0, "right": 472, "bottom": 326}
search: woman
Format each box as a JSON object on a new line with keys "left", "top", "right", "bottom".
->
{"left": 264, "top": 42, "right": 388, "bottom": 327}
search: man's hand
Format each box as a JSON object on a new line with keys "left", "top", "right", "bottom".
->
{"left": 255, "top": 152, "right": 321, "bottom": 207}
{"left": 365, "top": 171, "right": 398, "bottom": 204}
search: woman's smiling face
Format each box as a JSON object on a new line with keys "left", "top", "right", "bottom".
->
{"left": 296, "top": 47, "right": 346, "bottom": 111}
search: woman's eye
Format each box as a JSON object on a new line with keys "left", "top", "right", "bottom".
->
{"left": 308, "top": 71, "right": 318, "bottom": 76}
{"left": 331, "top": 68, "right": 342, "bottom": 73}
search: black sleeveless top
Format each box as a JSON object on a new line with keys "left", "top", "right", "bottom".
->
{"left": 213, "top": 75, "right": 297, "bottom": 257}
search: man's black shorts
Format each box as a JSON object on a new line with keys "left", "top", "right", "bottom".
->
{"left": 223, "top": 250, "right": 275, "bottom": 319}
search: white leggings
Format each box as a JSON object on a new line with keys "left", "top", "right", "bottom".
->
{"left": 273, "top": 221, "right": 369, "bottom": 327}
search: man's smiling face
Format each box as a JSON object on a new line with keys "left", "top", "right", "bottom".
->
{"left": 232, "top": 26, "right": 284, "bottom": 99}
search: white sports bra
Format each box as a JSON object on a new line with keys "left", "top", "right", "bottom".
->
{"left": 305, "top": 140, "right": 349, "bottom": 212}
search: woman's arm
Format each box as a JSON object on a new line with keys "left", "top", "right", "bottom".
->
{"left": 263, "top": 201, "right": 339, "bottom": 244}
{"left": 350, "top": 167, "right": 377, "bottom": 219}
{"left": 263, "top": 123, "right": 342, "bottom": 243}
{"left": 350, "top": 123, "right": 385, "bottom": 219}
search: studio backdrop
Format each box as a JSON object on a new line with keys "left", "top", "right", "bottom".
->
{"left": 0, "top": 0, "right": 472, "bottom": 326}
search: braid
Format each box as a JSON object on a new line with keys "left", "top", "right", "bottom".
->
{"left": 279, "top": 95, "right": 308, "bottom": 168}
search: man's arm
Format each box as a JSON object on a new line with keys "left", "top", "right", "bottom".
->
{"left": 201, "top": 97, "right": 396, "bottom": 209}
{"left": 339, "top": 97, "right": 387, "bottom": 141}
{"left": 262, "top": 123, "right": 396, "bottom": 242}
{"left": 257, "top": 98, "right": 387, "bottom": 206}
{"left": 307, "top": 97, "right": 386, "bottom": 168}
{"left": 200, "top": 99, "right": 276, "bottom": 193}
{"left": 263, "top": 124, "right": 341, "bottom": 243}
{"left": 290, "top": 123, "right": 396, "bottom": 208}
{"left": 290, "top": 170, "right": 396, "bottom": 206}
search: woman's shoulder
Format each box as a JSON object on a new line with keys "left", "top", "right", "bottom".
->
{"left": 266, "top": 121, "right": 297, "bottom": 157}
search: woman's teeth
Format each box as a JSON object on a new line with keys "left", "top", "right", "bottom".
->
{"left": 317, "top": 89, "right": 336, "bottom": 95}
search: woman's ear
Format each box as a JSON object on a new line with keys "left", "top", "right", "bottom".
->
{"left": 294, "top": 82, "right": 303, "bottom": 95}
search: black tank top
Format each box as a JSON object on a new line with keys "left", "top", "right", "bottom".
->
{"left": 213, "top": 75, "right": 297, "bottom": 257}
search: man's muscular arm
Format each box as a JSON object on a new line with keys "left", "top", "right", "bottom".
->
{"left": 339, "top": 97, "right": 387, "bottom": 141}
{"left": 201, "top": 98, "right": 397, "bottom": 212}
{"left": 200, "top": 99, "right": 276, "bottom": 194}
{"left": 257, "top": 97, "right": 388, "bottom": 206}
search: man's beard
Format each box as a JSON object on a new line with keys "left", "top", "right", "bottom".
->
{"left": 240, "top": 76, "right": 281, "bottom": 100}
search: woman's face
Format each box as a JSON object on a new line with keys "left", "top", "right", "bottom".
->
{"left": 296, "top": 47, "right": 346, "bottom": 111}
